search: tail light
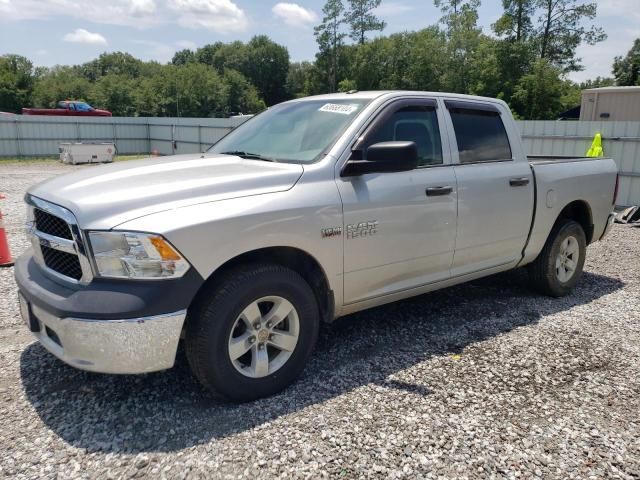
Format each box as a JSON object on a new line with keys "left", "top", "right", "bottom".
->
{"left": 613, "top": 173, "right": 619, "bottom": 206}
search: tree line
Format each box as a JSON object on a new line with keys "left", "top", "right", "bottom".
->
{"left": 1, "top": 0, "right": 640, "bottom": 120}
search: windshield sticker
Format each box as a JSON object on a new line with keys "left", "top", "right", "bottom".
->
{"left": 318, "top": 103, "right": 360, "bottom": 115}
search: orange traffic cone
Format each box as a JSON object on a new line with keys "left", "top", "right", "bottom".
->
{"left": 0, "top": 194, "right": 14, "bottom": 268}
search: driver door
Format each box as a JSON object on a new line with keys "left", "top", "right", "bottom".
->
{"left": 336, "top": 98, "right": 458, "bottom": 305}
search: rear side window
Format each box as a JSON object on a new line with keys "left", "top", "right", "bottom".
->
{"left": 365, "top": 105, "right": 443, "bottom": 167}
{"left": 449, "top": 107, "right": 512, "bottom": 163}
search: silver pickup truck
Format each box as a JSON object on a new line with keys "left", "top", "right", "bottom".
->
{"left": 15, "top": 91, "right": 618, "bottom": 401}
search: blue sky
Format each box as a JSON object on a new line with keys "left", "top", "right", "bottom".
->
{"left": 0, "top": 0, "right": 638, "bottom": 83}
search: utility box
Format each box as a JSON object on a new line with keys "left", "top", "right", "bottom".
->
{"left": 59, "top": 142, "right": 115, "bottom": 165}
{"left": 580, "top": 86, "right": 640, "bottom": 121}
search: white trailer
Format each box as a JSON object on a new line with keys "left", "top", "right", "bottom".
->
{"left": 59, "top": 143, "right": 116, "bottom": 165}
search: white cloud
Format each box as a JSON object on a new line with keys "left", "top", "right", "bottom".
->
{"left": 598, "top": 0, "right": 640, "bottom": 21}
{"left": 567, "top": 0, "right": 639, "bottom": 82}
{"left": 176, "top": 40, "right": 197, "bottom": 50}
{"left": 0, "top": 0, "right": 159, "bottom": 27}
{"left": 63, "top": 28, "right": 108, "bottom": 46}
{"left": 167, "top": 0, "right": 248, "bottom": 33}
{"left": 131, "top": 40, "right": 176, "bottom": 61}
{"left": 372, "top": 1, "right": 414, "bottom": 17}
{"left": 272, "top": 3, "right": 318, "bottom": 27}
{"left": 130, "top": 0, "right": 156, "bottom": 16}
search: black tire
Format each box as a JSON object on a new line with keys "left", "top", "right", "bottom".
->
{"left": 185, "top": 264, "right": 319, "bottom": 402}
{"left": 527, "top": 220, "right": 587, "bottom": 297}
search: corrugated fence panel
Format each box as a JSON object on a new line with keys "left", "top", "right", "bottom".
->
{"left": 0, "top": 115, "right": 247, "bottom": 158}
{"left": 2, "top": 116, "right": 639, "bottom": 205}
{"left": 517, "top": 120, "right": 640, "bottom": 206}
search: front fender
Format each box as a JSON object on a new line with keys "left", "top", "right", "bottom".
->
{"left": 116, "top": 184, "right": 345, "bottom": 310}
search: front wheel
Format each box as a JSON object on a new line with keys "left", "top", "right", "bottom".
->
{"left": 527, "top": 220, "right": 587, "bottom": 297}
{"left": 185, "top": 264, "right": 319, "bottom": 402}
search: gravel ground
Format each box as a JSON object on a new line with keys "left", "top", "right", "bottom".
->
{"left": 1, "top": 161, "right": 639, "bottom": 479}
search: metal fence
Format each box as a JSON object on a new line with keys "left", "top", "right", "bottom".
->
{"left": 517, "top": 121, "right": 640, "bottom": 206}
{"left": 1, "top": 116, "right": 639, "bottom": 204}
{"left": 0, "top": 115, "right": 248, "bottom": 158}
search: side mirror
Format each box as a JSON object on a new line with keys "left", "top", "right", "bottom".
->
{"left": 342, "top": 141, "right": 418, "bottom": 176}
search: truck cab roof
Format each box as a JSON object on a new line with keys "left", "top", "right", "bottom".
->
{"left": 289, "top": 90, "right": 509, "bottom": 108}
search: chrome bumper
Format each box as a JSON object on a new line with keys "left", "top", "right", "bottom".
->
{"left": 27, "top": 302, "right": 186, "bottom": 374}
{"left": 599, "top": 212, "right": 615, "bottom": 241}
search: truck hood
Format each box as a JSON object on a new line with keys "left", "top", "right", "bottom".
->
{"left": 28, "top": 153, "right": 304, "bottom": 229}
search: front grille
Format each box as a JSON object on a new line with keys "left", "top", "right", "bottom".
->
{"left": 34, "top": 209, "right": 73, "bottom": 240}
{"left": 41, "top": 245, "right": 83, "bottom": 280}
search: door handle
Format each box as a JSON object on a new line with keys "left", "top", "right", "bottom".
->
{"left": 426, "top": 186, "right": 453, "bottom": 196}
{"left": 509, "top": 177, "right": 530, "bottom": 187}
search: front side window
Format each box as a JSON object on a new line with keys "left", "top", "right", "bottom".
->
{"left": 74, "top": 102, "right": 93, "bottom": 112}
{"left": 449, "top": 107, "right": 512, "bottom": 163}
{"left": 208, "top": 99, "right": 370, "bottom": 164}
{"left": 364, "top": 104, "right": 443, "bottom": 166}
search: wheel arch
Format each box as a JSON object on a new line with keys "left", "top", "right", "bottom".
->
{"left": 188, "top": 246, "right": 335, "bottom": 324}
{"left": 553, "top": 200, "right": 594, "bottom": 244}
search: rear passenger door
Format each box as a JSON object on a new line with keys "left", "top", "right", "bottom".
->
{"left": 444, "top": 100, "right": 534, "bottom": 276}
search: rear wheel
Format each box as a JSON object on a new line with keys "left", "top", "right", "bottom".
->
{"left": 527, "top": 220, "right": 586, "bottom": 297}
{"left": 185, "top": 264, "right": 319, "bottom": 402}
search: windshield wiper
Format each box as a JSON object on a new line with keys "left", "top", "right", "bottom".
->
{"left": 220, "top": 151, "right": 276, "bottom": 162}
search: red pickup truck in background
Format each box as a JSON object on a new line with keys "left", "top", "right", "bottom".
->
{"left": 22, "top": 101, "right": 112, "bottom": 117}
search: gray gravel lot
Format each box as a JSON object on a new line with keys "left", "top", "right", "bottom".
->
{"left": 1, "top": 161, "right": 639, "bottom": 479}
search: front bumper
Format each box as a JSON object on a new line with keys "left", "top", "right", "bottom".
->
{"left": 24, "top": 300, "right": 186, "bottom": 374}
{"left": 15, "top": 249, "right": 203, "bottom": 374}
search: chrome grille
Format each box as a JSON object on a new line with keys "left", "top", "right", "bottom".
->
{"left": 41, "top": 245, "right": 83, "bottom": 280}
{"left": 34, "top": 208, "right": 73, "bottom": 240}
{"left": 27, "top": 195, "right": 93, "bottom": 285}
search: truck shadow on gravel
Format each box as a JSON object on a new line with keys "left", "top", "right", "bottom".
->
{"left": 20, "top": 269, "right": 623, "bottom": 453}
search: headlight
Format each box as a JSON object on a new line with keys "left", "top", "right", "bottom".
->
{"left": 88, "top": 231, "right": 190, "bottom": 279}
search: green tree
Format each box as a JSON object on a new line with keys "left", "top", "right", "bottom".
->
{"left": 194, "top": 37, "right": 288, "bottom": 105}
{"left": 196, "top": 41, "right": 246, "bottom": 73}
{"left": 511, "top": 58, "right": 576, "bottom": 119}
{"left": 337, "top": 78, "right": 357, "bottom": 91}
{"left": 286, "top": 61, "right": 321, "bottom": 97}
{"left": 315, "top": 0, "right": 347, "bottom": 92}
{"left": 492, "top": 38, "right": 537, "bottom": 102}
{"left": 349, "top": 28, "right": 447, "bottom": 91}
{"left": 222, "top": 69, "right": 266, "bottom": 114}
{"left": 171, "top": 49, "right": 196, "bottom": 66}
{"left": 32, "top": 66, "right": 94, "bottom": 108}
{"left": 536, "top": 0, "right": 606, "bottom": 72}
{"left": 435, "top": 0, "right": 482, "bottom": 93}
{"left": 466, "top": 36, "right": 502, "bottom": 98}
{"left": 345, "top": 0, "right": 385, "bottom": 44}
{"left": 242, "top": 36, "right": 289, "bottom": 105}
{"left": 493, "top": 0, "right": 535, "bottom": 41}
{"left": 164, "top": 63, "right": 228, "bottom": 117}
{"left": 403, "top": 28, "right": 448, "bottom": 91}
{"left": 92, "top": 74, "right": 137, "bottom": 116}
{"left": 134, "top": 77, "right": 162, "bottom": 116}
{"left": 580, "top": 76, "right": 615, "bottom": 89}
{"left": 0, "top": 54, "right": 34, "bottom": 113}
{"left": 78, "top": 52, "right": 143, "bottom": 81}
{"left": 613, "top": 38, "right": 640, "bottom": 86}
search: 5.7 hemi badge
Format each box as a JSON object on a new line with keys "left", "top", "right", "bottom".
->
{"left": 321, "top": 227, "right": 342, "bottom": 238}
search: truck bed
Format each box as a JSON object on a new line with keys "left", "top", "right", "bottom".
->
{"left": 521, "top": 155, "right": 618, "bottom": 266}
{"left": 527, "top": 155, "right": 606, "bottom": 165}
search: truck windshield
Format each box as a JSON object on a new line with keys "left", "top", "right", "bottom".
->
{"left": 208, "top": 99, "right": 370, "bottom": 163}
